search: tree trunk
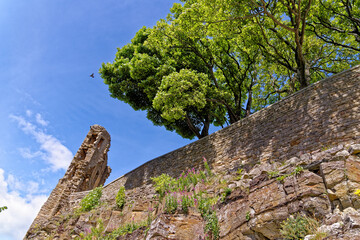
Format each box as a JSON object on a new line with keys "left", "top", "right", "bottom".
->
{"left": 295, "top": 47, "right": 309, "bottom": 89}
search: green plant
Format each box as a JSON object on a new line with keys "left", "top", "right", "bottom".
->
{"left": 293, "top": 166, "right": 304, "bottom": 175}
{"left": 165, "top": 194, "right": 178, "bottom": 214}
{"left": 280, "top": 213, "right": 321, "bottom": 240}
{"left": 203, "top": 157, "right": 212, "bottom": 177}
{"left": 204, "top": 211, "right": 220, "bottom": 240}
{"left": 109, "top": 221, "right": 147, "bottom": 237}
{"left": 246, "top": 211, "right": 251, "bottom": 221}
{"left": 0, "top": 206, "right": 7, "bottom": 213}
{"left": 77, "top": 218, "right": 150, "bottom": 240}
{"left": 151, "top": 174, "right": 177, "bottom": 198}
{"left": 147, "top": 208, "right": 153, "bottom": 226}
{"left": 181, "top": 195, "right": 192, "bottom": 214}
{"left": 221, "top": 187, "right": 232, "bottom": 202}
{"left": 267, "top": 170, "right": 279, "bottom": 179}
{"left": 224, "top": 187, "right": 232, "bottom": 197}
{"left": 77, "top": 219, "right": 105, "bottom": 239}
{"left": 79, "top": 186, "right": 103, "bottom": 212}
{"left": 116, "top": 186, "right": 126, "bottom": 209}
{"left": 276, "top": 167, "right": 305, "bottom": 182}
{"left": 235, "top": 168, "right": 243, "bottom": 180}
{"left": 313, "top": 231, "right": 328, "bottom": 240}
{"left": 276, "top": 175, "right": 288, "bottom": 182}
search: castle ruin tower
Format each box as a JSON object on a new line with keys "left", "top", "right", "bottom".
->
{"left": 25, "top": 125, "right": 111, "bottom": 238}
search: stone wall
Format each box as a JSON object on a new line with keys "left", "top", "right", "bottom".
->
{"left": 101, "top": 65, "right": 360, "bottom": 200}
{"left": 26, "top": 65, "right": 360, "bottom": 239}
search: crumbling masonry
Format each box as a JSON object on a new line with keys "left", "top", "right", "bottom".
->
{"left": 25, "top": 125, "right": 111, "bottom": 238}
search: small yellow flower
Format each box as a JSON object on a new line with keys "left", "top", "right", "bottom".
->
{"left": 354, "top": 189, "right": 360, "bottom": 197}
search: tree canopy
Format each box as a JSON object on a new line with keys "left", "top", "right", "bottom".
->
{"left": 100, "top": 0, "right": 360, "bottom": 139}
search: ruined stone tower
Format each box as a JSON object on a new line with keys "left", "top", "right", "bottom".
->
{"left": 25, "top": 125, "right": 111, "bottom": 238}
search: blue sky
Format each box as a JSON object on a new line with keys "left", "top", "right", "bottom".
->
{"left": 0, "top": 1, "right": 195, "bottom": 239}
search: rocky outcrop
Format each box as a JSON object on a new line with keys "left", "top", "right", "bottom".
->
{"left": 25, "top": 66, "right": 360, "bottom": 239}
{"left": 25, "top": 142, "right": 360, "bottom": 239}
{"left": 25, "top": 125, "right": 111, "bottom": 239}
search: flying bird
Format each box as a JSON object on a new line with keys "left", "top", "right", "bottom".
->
{"left": 90, "top": 73, "right": 94, "bottom": 78}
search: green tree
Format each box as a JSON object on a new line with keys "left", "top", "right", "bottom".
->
{"left": 311, "top": 0, "right": 360, "bottom": 52}
{"left": 100, "top": 0, "right": 359, "bottom": 139}
{"left": 194, "top": 0, "right": 359, "bottom": 89}
{"left": 100, "top": 27, "right": 214, "bottom": 139}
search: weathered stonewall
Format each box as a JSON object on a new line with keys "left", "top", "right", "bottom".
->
{"left": 25, "top": 125, "right": 111, "bottom": 239}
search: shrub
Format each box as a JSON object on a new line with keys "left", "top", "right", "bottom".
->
{"left": 116, "top": 186, "right": 126, "bottom": 209}
{"left": 151, "top": 174, "right": 177, "bottom": 198}
{"left": 280, "top": 213, "right": 320, "bottom": 240}
{"left": 79, "top": 186, "right": 103, "bottom": 212}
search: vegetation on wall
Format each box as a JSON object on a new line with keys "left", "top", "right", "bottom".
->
{"left": 99, "top": 0, "right": 360, "bottom": 139}
{"left": 115, "top": 186, "right": 126, "bottom": 209}
{"left": 280, "top": 213, "right": 326, "bottom": 240}
{"left": 79, "top": 186, "right": 103, "bottom": 212}
{"left": 151, "top": 158, "right": 220, "bottom": 239}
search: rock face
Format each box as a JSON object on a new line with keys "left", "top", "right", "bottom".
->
{"left": 25, "top": 125, "right": 111, "bottom": 239}
{"left": 25, "top": 66, "right": 360, "bottom": 239}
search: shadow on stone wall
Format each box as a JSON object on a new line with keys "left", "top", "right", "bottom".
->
{"left": 122, "top": 135, "right": 217, "bottom": 190}
{"left": 226, "top": 68, "right": 360, "bottom": 167}
{"left": 104, "top": 66, "right": 360, "bottom": 195}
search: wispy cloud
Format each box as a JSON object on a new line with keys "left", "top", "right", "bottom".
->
{"left": 0, "top": 168, "right": 47, "bottom": 240}
{"left": 35, "top": 113, "right": 48, "bottom": 126}
{"left": 18, "top": 148, "right": 44, "bottom": 159}
{"left": 9, "top": 112, "right": 73, "bottom": 171}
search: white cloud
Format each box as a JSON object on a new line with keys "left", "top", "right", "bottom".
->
{"left": 35, "top": 113, "right": 48, "bottom": 126}
{"left": 0, "top": 168, "right": 47, "bottom": 240}
{"left": 10, "top": 113, "right": 73, "bottom": 171}
{"left": 26, "top": 110, "right": 32, "bottom": 117}
{"left": 19, "top": 148, "right": 44, "bottom": 159}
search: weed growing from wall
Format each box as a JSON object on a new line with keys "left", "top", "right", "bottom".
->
{"left": 116, "top": 186, "right": 126, "bottom": 209}
{"left": 151, "top": 174, "right": 177, "bottom": 199}
{"left": 79, "top": 186, "right": 103, "bottom": 212}
{"left": 280, "top": 213, "right": 321, "bottom": 240}
{"left": 76, "top": 218, "right": 149, "bottom": 240}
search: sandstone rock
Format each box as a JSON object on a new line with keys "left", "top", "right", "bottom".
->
{"left": 327, "top": 189, "right": 338, "bottom": 201}
{"left": 345, "top": 157, "right": 360, "bottom": 183}
{"left": 320, "top": 161, "right": 345, "bottom": 189}
{"left": 218, "top": 198, "right": 249, "bottom": 237}
{"left": 145, "top": 213, "right": 205, "bottom": 240}
{"left": 325, "top": 144, "right": 344, "bottom": 155}
{"left": 349, "top": 144, "right": 360, "bottom": 155}
{"left": 287, "top": 156, "right": 300, "bottom": 165}
{"left": 331, "top": 150, "right": 350, "bottom": 161}
{"left": 334, "top": 182, "right": 352, "bottom": 209}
